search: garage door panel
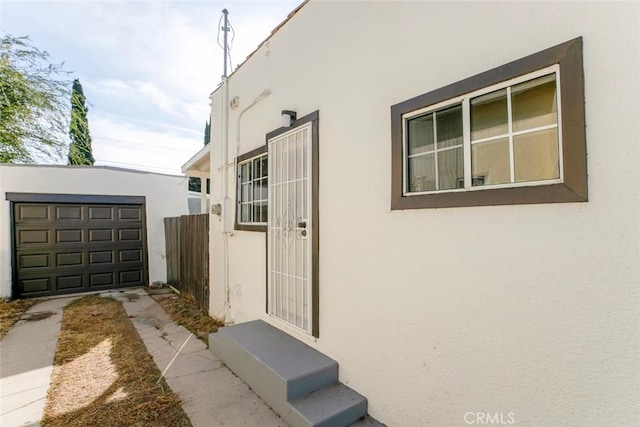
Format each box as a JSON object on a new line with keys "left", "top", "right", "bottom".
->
{"left": 89, "top": 250, "right": 114, "bottom": 264}
{"left": 18, "top": 229, "right": 50, "bottom": 245}
{"left": 119, "top": 207, "right": 141, "bottom": 220}
{"left": 120, "top": 270, "right": 142, "bottom": 284}
{"left": 89, "top": 206, "right": 113, "bottom": 220}
{"left": 57, "top": 252, "right": 84, "bottom": 267}
{"left": 118, "top": 228, "right": 141, "bottom": 241}
{"left": 56, "top": 229, "right": 84, "bottom": 243}
{"left": 56, "top": 206, "right": 83, "bottom": 220}
{"left": 89, "top": 229, "right": 114, "bottom": 242}
{"left": 119, "top": 249, "right": 142, "bottom": 262}
{"left": 57, "top": 275, "right": 84, "bottom": 290}
{"left": 21, "top": 278, "right": 51, "bottom": 294}
{"left": 13, "top": 201, "right": 148, "bottom": 298}
{"left": 90, "top": 272, "right": 115, "bottom": 287}
{"left": 19, "top": 253, "right": 50, "bottom": 269}
{"left": 19, "top": 205, "right": 50, "bottom": 220}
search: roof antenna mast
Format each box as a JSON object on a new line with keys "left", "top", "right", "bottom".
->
{"left": 222, "top": 9, "right": 230, "bottom": 78}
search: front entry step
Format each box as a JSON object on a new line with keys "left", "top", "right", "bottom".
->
{"left": 210, "top": 320, "right": 376, "bottom": 427}
{"left": 289, "top": 383, "right": 368, "bottom": 427}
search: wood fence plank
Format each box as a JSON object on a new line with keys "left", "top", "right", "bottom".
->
{"left": 164, "top": 214, "right": 209, "bottom": 312}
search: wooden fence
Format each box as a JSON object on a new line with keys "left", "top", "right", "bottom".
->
{"left": 164, "top": 214, "right": 209, "bottom": 312}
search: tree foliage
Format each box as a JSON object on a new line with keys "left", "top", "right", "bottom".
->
{"left": 68, "top": 78, "right": 94, "bottom": 165}
{"left": 204, "top": 120, "right": 210, "bottom": 145}
{"left": 0, "top": 35, "right": 71, "bottom": 163}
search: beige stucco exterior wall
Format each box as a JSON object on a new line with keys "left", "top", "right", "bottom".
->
{"left": 208, "top": 1, "right": 640, "bottom": 425}
{"left": 0, "top": 165, "right": 188, "bottom": 297}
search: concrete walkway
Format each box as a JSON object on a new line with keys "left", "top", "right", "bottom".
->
{"left": 0, "top": 289, "right": 286, "bottom": 427}
{"left": 0, "top": 297, "right": 76, "bottom": 427}
{"left": 106, "top": 288, "right": 287, "bottom": 427}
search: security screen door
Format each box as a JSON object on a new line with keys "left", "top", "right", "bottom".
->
{"left": 268, "top": 122, "right": 312, "bottom": 334}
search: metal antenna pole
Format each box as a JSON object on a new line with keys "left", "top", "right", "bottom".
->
{"left": 222, "top": 9, "right": 229, "bottom": 78}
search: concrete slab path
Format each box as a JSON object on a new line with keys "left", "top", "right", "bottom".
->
{"left": 105, "top": 288, "right": 287, "bottom": 427}
{"left": 1, "top": 289, "right": 286, "bottom": 427}
{"left": 0, "top": 297, "right": 77, "bottom": 427}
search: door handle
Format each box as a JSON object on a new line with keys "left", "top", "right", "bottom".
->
{"left": 297, "top": 221, "right": 307, "bottom": 229}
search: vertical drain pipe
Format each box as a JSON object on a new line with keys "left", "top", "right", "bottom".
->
{"left": 220, "top": 8, "right": 232, "bottom": 323}
{"left": 221, "top": 76, "right": 231, "bottom": 323}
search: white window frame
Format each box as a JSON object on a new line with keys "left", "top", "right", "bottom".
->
{"left": 402, "top": 65, "right": 563, "bottom": 197}
{"left": 237, "top": 152, "right": 268, "bottom": 226}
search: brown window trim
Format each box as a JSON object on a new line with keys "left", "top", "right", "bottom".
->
{"left": 390, "top": 37, "right": 587, "bottom": 210}
{"left": 234, "top": 145, "right": 268, "bottom": 232}
{"left": 265, "top": 110, "right": 320, "bottom": 338}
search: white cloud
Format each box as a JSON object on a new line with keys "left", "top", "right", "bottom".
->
{"left": 2, "top": 0, "right": 300, "bottom": 172}
{"left": 84, "top": 78, "right": 208, "bottom": 124}
{"left": 89, "top": 112, "right": 204, "bottom": 174}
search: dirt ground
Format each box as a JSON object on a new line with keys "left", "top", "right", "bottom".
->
{"left": 0, "top": 299, "right": 35, "bottom": 340}
{"left": 148, "top": 288, "right": 224, "bottom": 345}
{"left": 41, "top": 295, "right": 192, "bottom": 427}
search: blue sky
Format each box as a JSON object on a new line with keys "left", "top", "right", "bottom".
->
{"left": 1, "top": 0, "right": 301, "bottom": 174}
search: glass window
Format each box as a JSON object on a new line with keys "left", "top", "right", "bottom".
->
{"left": 404, "top": 70, "right": 561, "bottom": 194}
{"left": 391, "top": 37, "right": 586, "bottom": 209}
{"left": 406, "top": 105, "right": 463, "bottom": 193}
{"left": 237, "top": 153, "right": 268, "bottom": 226}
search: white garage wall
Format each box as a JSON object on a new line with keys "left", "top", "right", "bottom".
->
{"left": 0, "top": 165, "right": 188, "bottom": 297}
{"left": 208, "top": 1, "right": 639, "bottom": 426}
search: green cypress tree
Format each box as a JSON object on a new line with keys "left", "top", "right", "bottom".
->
{"left": 68, "top": 78, "right": 94, "bottom": 165}
{"left": 204, "top": 120, "right": 210, "bottom": 145}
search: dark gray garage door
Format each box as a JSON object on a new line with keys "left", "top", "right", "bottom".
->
{"left": 8, "top": 193, "right": 148, "bottom": 298}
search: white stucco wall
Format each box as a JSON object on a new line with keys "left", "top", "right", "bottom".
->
{"left": 0, "top": 165, "right": 188, "bottom": 297}
{"left": 208, "top": 2, "right": 640, "bottom": 426}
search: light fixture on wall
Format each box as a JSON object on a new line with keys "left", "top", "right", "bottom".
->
{"left": 281, "top": 110, "right": 297, "bottom": 128}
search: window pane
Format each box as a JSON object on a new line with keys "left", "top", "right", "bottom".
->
{"left": 260, "top": 156, "right": 268, "bottom": 178}
{"left": 253, "top": 181, "right": 261, "bottom": 201}
{"left": 251, "top": 158, "right": 262, "bottom": 179}
{"left": 514, "top": 128, "right": 559, "bottom": 182}
{"left": 257, "top": 179, "right": 268, "bottom": 201}
{"left": 241, "top": 183, "right": 251, "bottom": 202}
{"left": 408, "top": 154, "right": 436, "bottom": 192}
{"left": 240, "top": 163, "right": 250, "bottom": 183}
{"left": 471, "top": 89, "right": 508, "bottom": 141}
{"left": 241, "top": 204, "right": 250, "bottom": 222}
{"left": 512, "top": 74, "right": 557, "bottom": 132}
{"left": 257, "top": 203, "right": 268, "bottom": 222}
{"left": 436, "top": 105, "right": 463, "bottom": 148}
{"left": 438, "top": 147, "right": 463, "bottom": 190}
{"left": 407, "top": 114, "right": 434, "bottom": 155}
{"left": 472, "top": 138, "right": 510, "bottom": 185}
{"left": 256, "top": 201, "right": 268, "bottom": 223}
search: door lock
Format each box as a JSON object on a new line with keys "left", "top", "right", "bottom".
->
{"left": 298, "top": 221, "right": 307, "bottom": 229}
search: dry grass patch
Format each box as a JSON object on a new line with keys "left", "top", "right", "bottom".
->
{"left": 149, "top": 289, "right": 224, "bottom": 345}
{"left": 0, "top": 298, "right": 35, "bottom": 340}
{"left": 41, "top": 295, "right": 192, "bottom": 427}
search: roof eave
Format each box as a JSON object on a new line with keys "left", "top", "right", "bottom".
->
{"left": 181, "top": 144, "right": 211, "bottom": 174}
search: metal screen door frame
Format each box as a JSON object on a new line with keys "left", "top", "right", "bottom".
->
{"left": 266, "top": 110, "right": 320, "bottom": 337}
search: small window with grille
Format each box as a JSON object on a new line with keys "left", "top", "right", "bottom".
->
{"left": 236, "top": 147, "right": 268, "bottom": 230}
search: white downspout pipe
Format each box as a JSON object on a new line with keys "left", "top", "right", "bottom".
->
{"left": 219, "top": 77, "right": 232, "bottom": 323}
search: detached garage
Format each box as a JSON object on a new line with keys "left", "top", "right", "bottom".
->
{"left": 9, "top": 193, "right": 148, "bottom": 298}
{"left": 0, "top": 165, "right": 189, "bottom": 299}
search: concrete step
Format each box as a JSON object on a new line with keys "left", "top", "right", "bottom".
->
{"left": 210, "top": 319, "right": 374, "bottom": 427}
{"left": 348, "top": 415, "right": 387, "bottom": 426}
{"left": 288, "top": 383, "right": 368, "bottom": 427}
